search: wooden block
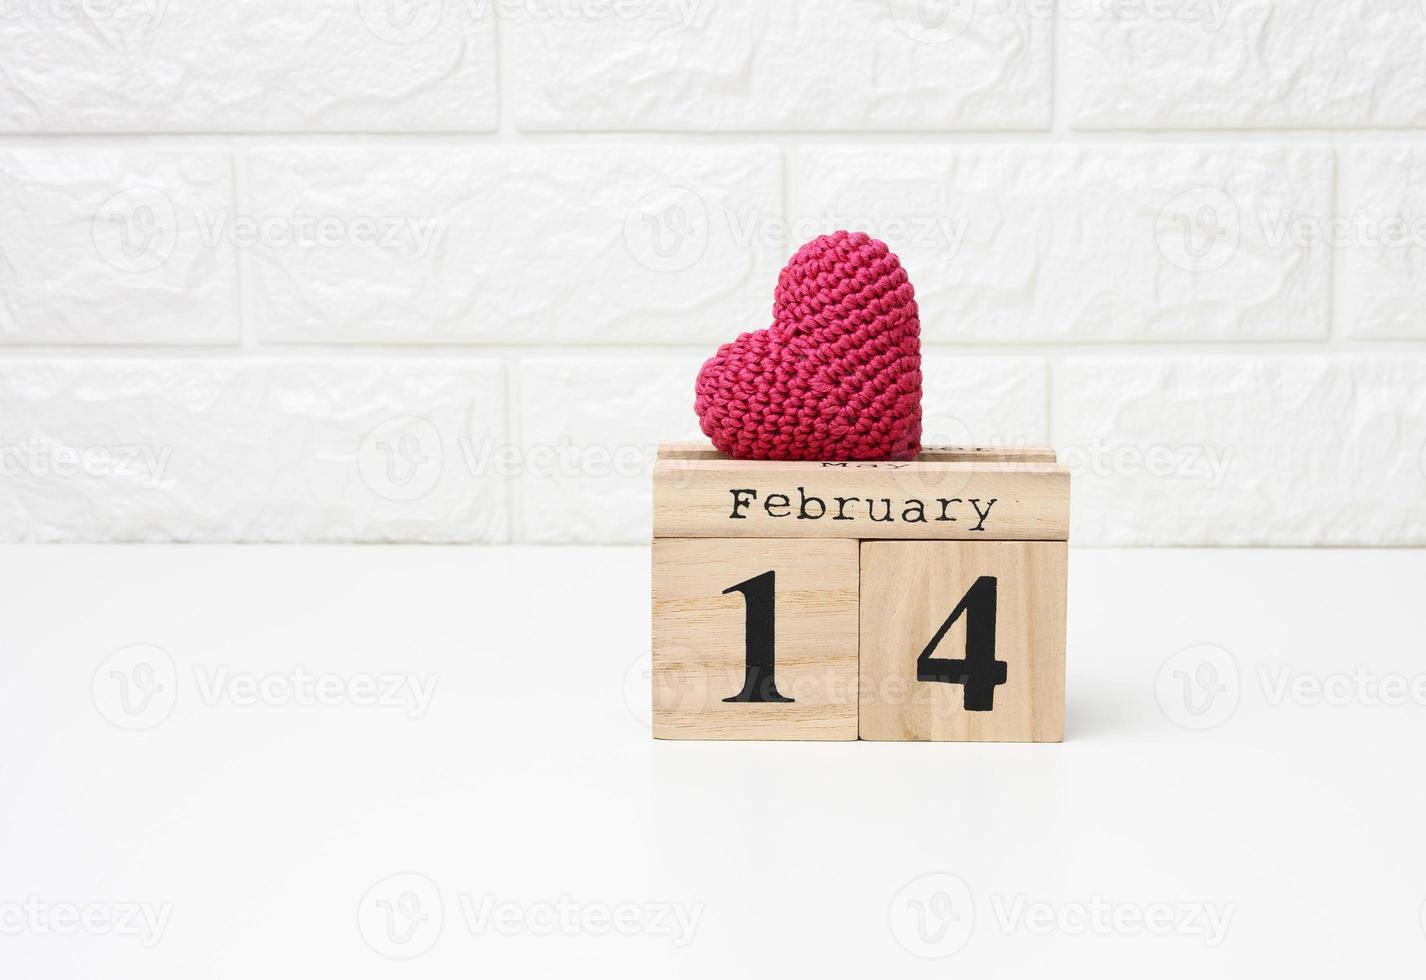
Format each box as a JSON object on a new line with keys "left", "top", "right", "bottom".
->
{"left": 654, "top": 445, "right": 1069, "bottom": 542}
{"left": 652, "top": 537, "right": 859, "bottom": 740}
{"left": 858, "top": 540, "right": 1067, "bottom": 742}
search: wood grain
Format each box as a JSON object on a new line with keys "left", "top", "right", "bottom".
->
{"left": 858, "top": 540, "right": 1067, "bottom": 742}
{"left": 652, "top": 537, "right": 858, "bottom": 740}
{"left": 654, "top": 449, "right": 1069, "bottom": 541}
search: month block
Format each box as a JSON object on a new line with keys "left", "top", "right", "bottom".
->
{"left": 653, "top": 444, "right": 1069, "bottom": 541}
{"left": 858, "top": 540, "right": 1067, "bottom": 742}
{"left": 651, "top": 537, "right": 859, "bottom": 740}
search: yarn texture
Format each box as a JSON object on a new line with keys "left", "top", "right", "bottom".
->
{"left": 694, "top": 230, "right": 922, "bottom": 461}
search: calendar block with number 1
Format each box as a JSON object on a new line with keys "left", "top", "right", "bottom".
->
{"left": 651, "top": 443, "right": 1070, "bottom": 741}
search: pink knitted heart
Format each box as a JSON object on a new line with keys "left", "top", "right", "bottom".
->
{"left": 694, "top": 230, "right": 922, "bottom": 461}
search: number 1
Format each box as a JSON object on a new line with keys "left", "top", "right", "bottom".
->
{"left": 722, "top": 570, "right": 793, "bottom": 703}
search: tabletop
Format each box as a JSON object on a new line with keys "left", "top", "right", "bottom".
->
{"left": 1, "top": 544, "right": 1422, "bottom": 978}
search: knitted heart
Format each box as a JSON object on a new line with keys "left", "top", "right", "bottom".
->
{"left": 694, "top": 230, "right": 921, "bottom": 461}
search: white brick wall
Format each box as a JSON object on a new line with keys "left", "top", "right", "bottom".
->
{"left": 1, "top": 0, "right": 1424, "bottom": 544}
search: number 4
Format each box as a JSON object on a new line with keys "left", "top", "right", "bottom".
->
{"left": 917, "top": 576, "right": 1007, "bottom": 711}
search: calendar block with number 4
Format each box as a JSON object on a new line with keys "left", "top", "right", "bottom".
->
{"left": 651, "top": 443, "right": 1070, "bottom": 742}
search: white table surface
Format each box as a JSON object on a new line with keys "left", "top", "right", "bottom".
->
{"left": 1, "top": 545, "right": 1423, "bottom": 978}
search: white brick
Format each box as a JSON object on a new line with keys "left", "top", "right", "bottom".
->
{"left": 794, "top": 146, "right": 1332, "bottom": 343}
{"left": 1340, "top": 145, "right": 1426, "bottom": 339}
{"left": 0, "top": 359, "right": 508, "bottom": 542}
{"left": 515, "top": 356, "right": 705, "bottom": 543}
{"left": 510, "top": 0, "right": 1050, "bottom": 130}
{"left": 1054, "top": 357, "right": 1426, "bottom": 545}
{"left": 921, "top": 355, "right": 1049, "bottom": 446}
{"left": 0, "top": 0, "right": 495, "bottom": 132}
{"left": 0, "top": 150, "right": 237, "bottom": 345}
{"left": 1068, "top": 2, "right": 1426, "bottom": 129}
{"left": 245, "top": 147, "right": 782, "bottom": 345}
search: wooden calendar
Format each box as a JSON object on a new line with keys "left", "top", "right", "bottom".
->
{"left": 651, "top": 443, "right": 1069, "bottom": 742}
